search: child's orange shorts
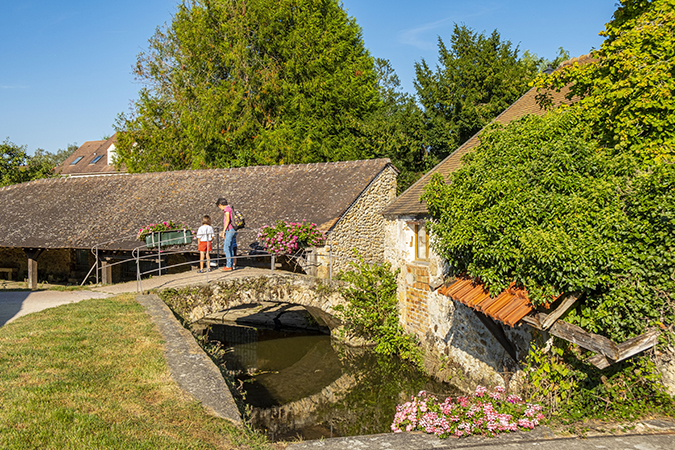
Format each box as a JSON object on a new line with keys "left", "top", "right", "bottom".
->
{"left": 198, "top": 241, "right": 212, "bottom": 252}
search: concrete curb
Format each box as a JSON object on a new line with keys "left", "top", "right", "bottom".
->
{"left": 136, "top": 294, "right": 242, "bottom": 426}
{"left": 286, "top": 428, "right": 675, "bottom": 450}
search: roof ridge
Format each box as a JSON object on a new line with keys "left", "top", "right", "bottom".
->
{"left": 122, "top": 158, "right": 393, "bottom": 177}
{"left": 10, "top": 158, "right": 394, "bottom": 187}
{"left": 556, "top": 52, "right": 597, "bottom": 70}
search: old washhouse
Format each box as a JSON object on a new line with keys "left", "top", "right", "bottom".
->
{"left": 0, "top": 159, "right": 398, "bottom": 287}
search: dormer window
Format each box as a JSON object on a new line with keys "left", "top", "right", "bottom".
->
{"left": 90, "top": 155, "right": 103, "bottom": 164}
{"left": 70, "top": 156, "right": 84, "bottom": 165}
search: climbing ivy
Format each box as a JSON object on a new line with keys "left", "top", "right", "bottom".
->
{"left": 536, "top": 0, "right": 675, "bottom": 162}
{"left": 423, "top": 111, "right": 675, "bottom": 342}
{"left": 422, "top": 0, "right": 675, "bottom": 342}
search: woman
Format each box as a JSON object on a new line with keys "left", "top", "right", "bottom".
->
{"left": 216, "top": 198, "right": 237, "bottom": 271}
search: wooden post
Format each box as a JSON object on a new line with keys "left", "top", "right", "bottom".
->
{"left": 101, "top": 260, "right": 113, "bottom": 285}
{"left": 541, "top": 292, "right": 581, "bottom": 330}
{"left": 27, "top": 258, "right": 38, "bottom": 290}
{"left": 23, "top": 248, "right": 44, "bottom": 290}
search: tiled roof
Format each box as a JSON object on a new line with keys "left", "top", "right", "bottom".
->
{"left": 57, "top": 134, "right": 122, "bottom": 176}
{"left": 437, "top": 277, "right": 538, "bottom": 327}
{"left": 382, "top": 54, "right": 595, "bottom": 218}
{"left": 0, "top": 159, "right": 394, "bottom": 252}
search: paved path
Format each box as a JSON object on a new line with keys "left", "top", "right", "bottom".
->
{"left": 0, "top": 264, "right": 275, "bottom": 327}
{"left": 287, "top": 422, "right": 675, "bottom": 450}
{"left": 0, "top": 289, "right": 112, "bottom": 326}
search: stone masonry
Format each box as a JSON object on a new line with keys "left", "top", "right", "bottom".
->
{"left": 383, "top": 216, "right": 535, "bottom": 392}
{"left": 316, "top": 165, "right": 397, "bottom": 278}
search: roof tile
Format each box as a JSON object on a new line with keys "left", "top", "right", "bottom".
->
{"left": 440, "top": 277, "right": 535, "bottom": 327}
{"left": 0, "top": 159, "right": 393, "bottom": 252}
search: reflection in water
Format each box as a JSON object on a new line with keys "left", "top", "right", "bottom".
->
{"left": 205, "top": 323, "right": 459, "bottom": 442}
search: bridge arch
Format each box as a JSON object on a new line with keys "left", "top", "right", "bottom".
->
{"left": 162, "top": 273, "right": 349, "bottom": 334}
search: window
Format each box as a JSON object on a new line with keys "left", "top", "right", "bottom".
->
{"left": 414, "top": 223, "right": 429, "bottom": 261}
{"left": 70, "top": 156, "right": 83, "bottom": 165}
{"left": 90, "top": 155, "right": 103, "bottom": 164}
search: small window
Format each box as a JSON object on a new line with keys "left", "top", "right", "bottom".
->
{"left": 90, "top": 155, "right": 103, "bottom": 164}
{"left": 415, "top": 224, "right": 429, "bottom": 261}
{"left": 70, "top": 156, "right": 83, "bottom": 165}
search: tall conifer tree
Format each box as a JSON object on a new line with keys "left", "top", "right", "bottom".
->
{"left": 414, "top": 25, "right": 539, "bottom": 161}
{"left": 115, "top": 0, "right": 380, "bottom": 172}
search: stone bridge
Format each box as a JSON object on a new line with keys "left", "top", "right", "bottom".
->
{"left": 162, "top": 273, "right": 350, "bottom": 335}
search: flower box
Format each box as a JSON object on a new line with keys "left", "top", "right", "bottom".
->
{"left": 145, "top": 230, "right": 193, "bottom": 248}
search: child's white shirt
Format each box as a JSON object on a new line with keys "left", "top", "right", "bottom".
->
{"left": 196, "top": 225, "right": 214, "bottom": 242}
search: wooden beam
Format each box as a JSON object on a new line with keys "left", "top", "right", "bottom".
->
{"left": 520, "top": 314, "right": 542, "bottom": 329}
{"left": 587, "top": 328, "right": 660, "bottom": 369}
{"left": 472, "top": 310, "right": 519, "bottom": 362}
{"left": 542, "top": 312, "right": 619, "bottom": 360}
{"left": 541, "top": 293, "right": 581, "bottom": 330}
{"left": 521, "top": 311, "right": 660, "bottom": 369}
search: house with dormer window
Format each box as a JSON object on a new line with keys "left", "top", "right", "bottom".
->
{"left": 57, "top": 134, "right": 124, "bottom": 177}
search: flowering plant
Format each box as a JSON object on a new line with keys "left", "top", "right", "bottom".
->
{"left": 391, "top": 386, "right": 545, "bottom": 438}
{"left": 137, "top": 220, "right": 191, "bottom": 241}
{"left": 257, "top": 220, "right": 326, "bottom": 254}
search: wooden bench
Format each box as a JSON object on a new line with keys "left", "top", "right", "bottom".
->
{"left": 0, "top": 268, "right": 17, "bottom": 281}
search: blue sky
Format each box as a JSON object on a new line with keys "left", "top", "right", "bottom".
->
{"left": 1, "top": 0, "right": 617, "bottom": 155}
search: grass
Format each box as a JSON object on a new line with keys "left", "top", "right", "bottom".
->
{"left": 0, "top": 294, "right": 274, "bottom": 450}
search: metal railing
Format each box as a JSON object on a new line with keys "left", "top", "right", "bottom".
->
{"left": 81, "top": 227, "right": 370, "bottom": 292}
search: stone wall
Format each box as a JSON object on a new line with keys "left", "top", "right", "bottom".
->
{"left": 0, "top": 247, "right": 74, "bottom": 282}
{"left": 383, "top": 217, "right": 536, "bottom": 392}
{"left": 0, "top": 248, "right": 25, "bottom": 280}
{"left": 316, "top": 166, "right": 397, "bottom": 278}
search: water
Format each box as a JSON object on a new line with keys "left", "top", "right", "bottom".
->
{"left": 203, "top": 322, "right": 460, "bottom": 441}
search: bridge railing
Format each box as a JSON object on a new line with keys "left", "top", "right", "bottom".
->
{"left": 81, "top": 227, "right": 366, "bottom": 292}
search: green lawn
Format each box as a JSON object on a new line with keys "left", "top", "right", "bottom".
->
{"left": 0, "top": 294, "right": 273, "bottom": 450}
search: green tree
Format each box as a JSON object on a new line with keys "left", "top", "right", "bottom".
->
{"left": 537, "top": 0, "right": 675, "bottom": 162}
{"left": 357, "top": 58, "right": 431, "bottom": 193}
{"left": 32, "top": 143, "right": 78, "bottom": 170}
{"left": 521, "top": 47, "right": 570, "bottom": 74}
{"left": 1, "top": 138, "right": 55, "bottom": 187}
{"left": 115, "top": 0, "right": 381, "bottom": 172}
{"left": 414, "top": 24, "right": 538, "bottom": 161}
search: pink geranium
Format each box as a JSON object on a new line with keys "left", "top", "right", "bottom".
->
{"left": 257, "top": 220, "right": 326, "bottom": 255}
{"left": 391, "top": 386, "right": 545, "bottom": 439}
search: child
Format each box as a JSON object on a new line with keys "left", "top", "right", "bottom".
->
{"left": 196, "top": 215, "right": 214, "bottom": 273}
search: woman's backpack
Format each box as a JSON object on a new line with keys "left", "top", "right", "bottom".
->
{"left": 232, "top": 209, "right": 245, "bottom": 230}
